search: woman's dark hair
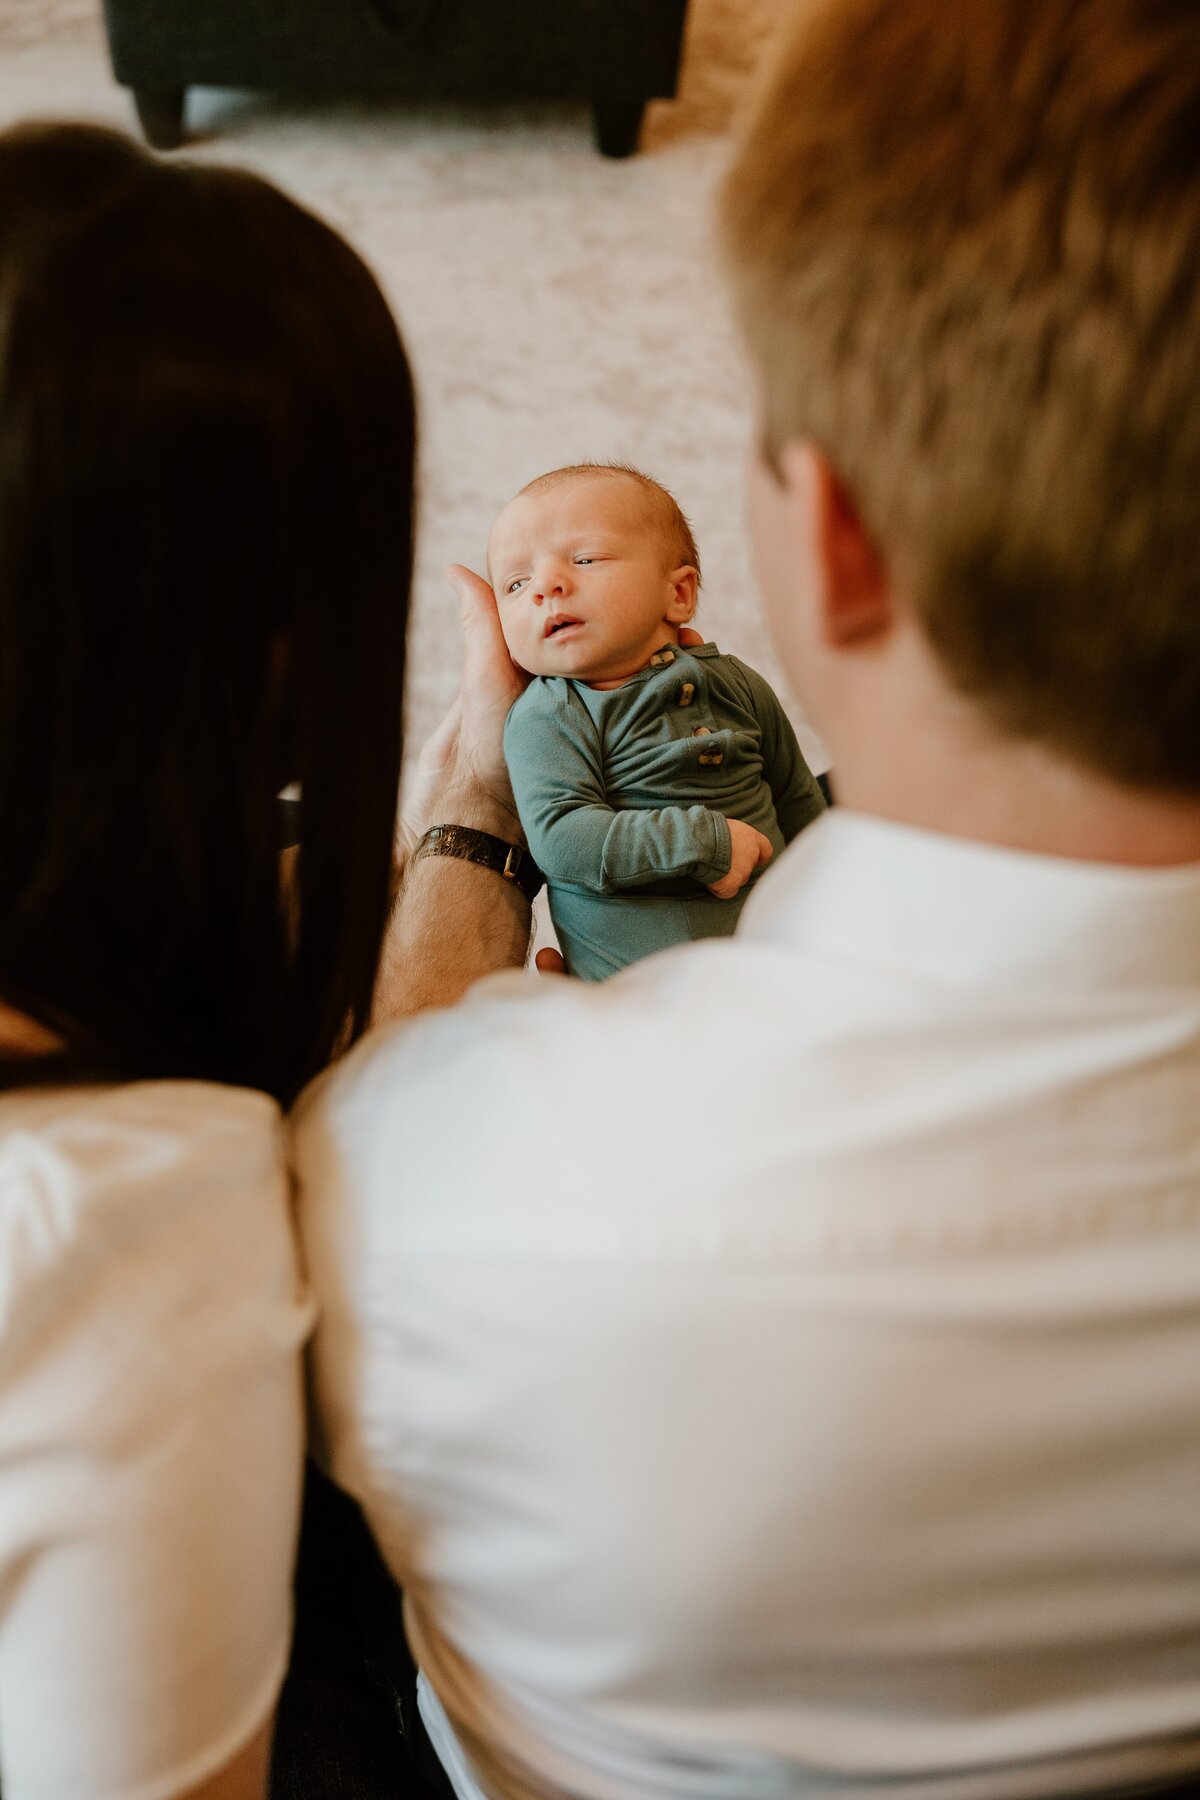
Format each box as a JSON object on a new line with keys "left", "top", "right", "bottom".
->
{"left": 0, "top": 122, "right": 415, "bottom": 1102}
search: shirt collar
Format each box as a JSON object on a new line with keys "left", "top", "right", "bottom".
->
{"left": 616, "top": 642, "right": 721, "bottom": 684}
{"left": 741, "top": 809, "right": 1200, "bottom": 992}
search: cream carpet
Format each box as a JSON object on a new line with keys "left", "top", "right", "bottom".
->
{"left": 0, "top": 0, "right": 828, "bottom": 773}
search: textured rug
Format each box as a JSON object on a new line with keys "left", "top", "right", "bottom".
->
{"left": 0, "top": 0, "right": 827, "bottom": 772}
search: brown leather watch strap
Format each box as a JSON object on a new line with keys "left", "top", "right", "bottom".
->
{"left": 411, "top": 824, "right": 544, "bottom": 903}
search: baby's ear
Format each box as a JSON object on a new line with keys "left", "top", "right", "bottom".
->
{"left": 665, "top": 566, "right": 699, "bottom": 624}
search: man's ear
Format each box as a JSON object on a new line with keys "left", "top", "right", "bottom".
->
{"left": 664, "top": 566, "right": 699, "bottom": 624}
{"left": 779, "top": 443, "right": 892, "bottom": 648}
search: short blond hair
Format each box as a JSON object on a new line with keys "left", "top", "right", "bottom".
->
{"left": 519, "top": 463, "right": 701, "bottom": 582}
{"left": 721, "top": 0, "right": 1200, "bottom": 792}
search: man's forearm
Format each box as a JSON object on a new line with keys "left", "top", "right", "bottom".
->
{"left": 372, "top": 783, "right": 532, "bottom": 1022}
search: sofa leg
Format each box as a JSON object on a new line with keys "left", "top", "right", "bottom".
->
{"left": 593, "top": 99, "right": 645, "bottom": 158}
{"left": 133, "top": 87, "right": 187, "bottom": 151}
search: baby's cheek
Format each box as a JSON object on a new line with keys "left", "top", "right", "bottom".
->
{"left": 505, "top": 622, "right": 541, "bottom": 678}
{"left": 498, "top": 613, "right": 525, "bottom": 662}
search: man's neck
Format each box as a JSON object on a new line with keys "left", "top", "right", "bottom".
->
{"left": 825, "top": 632, "right": 1200, "bottom": 869}
{"left": 838, "top": 754, "right": 1200, "bottom": 868}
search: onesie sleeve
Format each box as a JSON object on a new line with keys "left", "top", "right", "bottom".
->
{"left": 504, "top": 685, "right": 732, "bottom": 891}
{"left": 729, "top": 658, "right": 826, "bottom": 845}
{"left": 0, "top": 1087, "right": 313, "bottom": 1800}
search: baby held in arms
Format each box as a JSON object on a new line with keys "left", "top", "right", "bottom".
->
{"left": 492, "top": 463, "right": 825, "bottom": 980}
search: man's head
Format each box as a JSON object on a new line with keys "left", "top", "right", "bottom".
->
{"left": 488, "top": 464, "right": 700, "bottom": 684}
{"left": 722, "top": 0, "right": 1200, "bottom": 796}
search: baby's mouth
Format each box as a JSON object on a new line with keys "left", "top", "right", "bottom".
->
{"left": 544, "top": 614, "right": 583, "bottom": 639}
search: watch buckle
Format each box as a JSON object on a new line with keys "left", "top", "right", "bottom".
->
{"left": 502, "top": 846, "right": 521, "bottom": 882}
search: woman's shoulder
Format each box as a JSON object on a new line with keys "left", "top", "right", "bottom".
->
{"left": 0, "top": 1080, "right": 285, "bottom": 1237}
{"left": 0, "top": 1080, "right": 301, "bottom": 1381}
{"left": 0, "top": 1079, "right": 309, "bottom": 1799}
{"left": 0, "top": 1073, "right": 281, "bottom": 1140}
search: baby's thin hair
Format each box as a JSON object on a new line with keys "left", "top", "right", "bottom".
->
{"left": 519, "top": 462, "right": 701, "bottom": 583}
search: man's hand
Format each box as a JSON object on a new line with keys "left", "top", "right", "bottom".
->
{"left": 373, "top": 567, "right": 533, "bottom": 1023}
{"left": 397, "top": 695, "right": 462, "bottom": 857}
{"left": 437, "top": 564, "right": 529, "bottom": 836}
{"left": 707, "top": 820, "right": 774, "bottom": 899}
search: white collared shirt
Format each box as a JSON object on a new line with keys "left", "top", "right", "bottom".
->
{"left": 0, "top": 1082, "right": 312, "bottom": 1800}
{"left": 294, "top": 812, "right": 1200, "bottom": 1800}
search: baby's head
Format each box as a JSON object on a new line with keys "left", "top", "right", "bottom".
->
{"left": 488, "top": 464, "right": 700, "bottom": 686}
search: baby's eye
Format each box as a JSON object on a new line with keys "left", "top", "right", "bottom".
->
{"left": 574, "top": 557, "right": 594, "bottom": 566}
{"left": 505, "top": 577, "right": 527, "bottom": 594}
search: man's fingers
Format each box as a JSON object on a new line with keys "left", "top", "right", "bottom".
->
{"left": 445, "top": 564, "right": 527, "bottom": 710}
{"left": 446, "top": 563, "right": 506, "bottom": 667}
{"left": 446, "top": 563, "right": 497, "bottom": 619}
{"left": 756, "top": 833, "right": 775, "bottom": 868}
{"left": 535, "top": 947, "right": 568, "bottom": 977}
{"left": 446, "top": 564, "right": 508, "bottom": 663}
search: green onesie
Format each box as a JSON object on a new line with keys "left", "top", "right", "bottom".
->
{"left": 503, "top": 641, "right": 825, "bottom": 980}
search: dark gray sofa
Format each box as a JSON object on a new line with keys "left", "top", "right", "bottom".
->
{"left": 100, "top": 0, "right": 691, "bottom": 156}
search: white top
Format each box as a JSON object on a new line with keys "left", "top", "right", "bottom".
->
{"left": 0, "top": 1081, "right": 313, "bottom": 1800}
{"left": 295, "top": 811, "right": 1200, "bottom": 1800}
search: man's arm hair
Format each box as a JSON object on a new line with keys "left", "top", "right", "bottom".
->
{"left": 371, "top": 783, "right": 532, "bottom": 1022}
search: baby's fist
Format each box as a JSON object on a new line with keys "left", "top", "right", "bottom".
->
{"left": 707, "top": 820, "right": 774, "bottom": 899}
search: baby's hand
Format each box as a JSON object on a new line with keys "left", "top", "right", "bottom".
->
{"left": 707, "top": 820, "right": 774, "bottom": 899}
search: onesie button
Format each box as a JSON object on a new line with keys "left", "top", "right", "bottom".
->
{"left": 676, "top": 682, "right": 696, "bottom": 706}
{"left": 648, "top": 649, "right": 676, "bottom": 668}
{"left": 692, "top": 725, "right": 712, "bottom": 735}
{"left": 698, "top": 751, "right": 724, "bottom": 766}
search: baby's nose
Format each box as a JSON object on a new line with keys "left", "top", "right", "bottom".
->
{"left": 534, "top": 570, "right": 568, "bottom": 601}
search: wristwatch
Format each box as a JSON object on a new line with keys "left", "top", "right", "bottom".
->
{"left": 411, "top": 823, "right": 544, "bottom": 903}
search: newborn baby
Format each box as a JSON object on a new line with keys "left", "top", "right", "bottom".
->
{"left": 492, "top": 463, "right": 825, "bottom": 979}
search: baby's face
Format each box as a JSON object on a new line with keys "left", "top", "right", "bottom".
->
{"left": 488, "top": 478, "right": 693, "bottom": 684}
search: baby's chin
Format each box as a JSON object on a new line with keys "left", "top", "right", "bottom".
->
{"left": 523, "top": 659, "right": 600, "bottom": 680}
{"left": 509, "top": 639, "right": 602, "bottom": 681}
